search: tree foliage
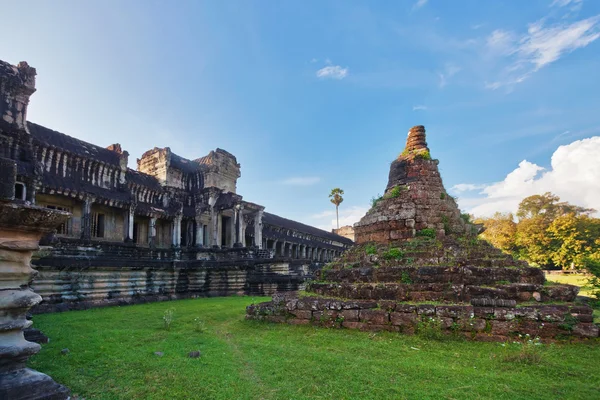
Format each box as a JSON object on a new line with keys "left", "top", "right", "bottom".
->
{"left": 478, "top": 193, "right": 599, "bottom": 270}
{"left": 329, "top": 188, "right": 344, "bottom": 229}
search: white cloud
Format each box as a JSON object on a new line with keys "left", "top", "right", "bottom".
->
{"left": 412, "top": 105, "right": 428, "bottom": 111}
{"left": 316, "top": 65, "right": 349, "bottom": 80}
{"left": 550, "top": 0, "right": 582, "bottom": 8}
{"left": 454, "top": 136, "right": 600, "bottom": 217}
{"left": 413, "top": 0, "right": 428, "bottom": 10}
{"left": 438, "top": 63, "right": 461, "bottom": 88}
{"left": 310, "top": 205, "right": 370, "bottom": 231}
{"left": 451, "top": 183, "right": 487, "bottom": 193}
{"left": 281, "top": 177, "right": 321, "bottom": 186}
{"left": 484, "top": 14, "right": 600, "bottom": 88}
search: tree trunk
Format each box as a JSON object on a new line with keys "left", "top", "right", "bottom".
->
{"left": 336, "top": 205, "right": 339, "bottom": 229}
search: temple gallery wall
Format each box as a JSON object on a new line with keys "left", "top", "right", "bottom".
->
{"left": 0, "top": 59, "right": 353, "bottom": 312}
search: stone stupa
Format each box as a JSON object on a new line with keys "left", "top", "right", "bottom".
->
{"left": 247, "top": 126, "right": 598, "bottom": 342}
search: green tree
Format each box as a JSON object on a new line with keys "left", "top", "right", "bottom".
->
{"left": 476, "top": 212, "right": 517, "bottom": 253}
{"left": 329, "top": 188, "right": 344, "bottom": 229}
{"left": 515, "top": 216, "right": 554, "bottom": 267}
{"left": 547, "top": 214, "right": 600, "bottom": 269}
{"left": 517, "top": 192, "right": 594, "bottom": 221}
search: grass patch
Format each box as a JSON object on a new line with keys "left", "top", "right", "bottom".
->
{"left": 28, "top": 297, "right": 600, "bottom": 399}
{"left": 545, "top": 273, "right": 593, "bottom": 297}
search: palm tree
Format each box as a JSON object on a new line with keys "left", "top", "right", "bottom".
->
{"left": 329, "top": 188, "right": 344, "bottom": 229}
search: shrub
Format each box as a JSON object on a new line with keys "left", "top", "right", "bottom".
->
{"left": 585, "top": 257, "right": 600, "bottom": 299}
{"left": 416, "top": 228, "right": 436, "bottom": 239}
{"left": 416, "top": 316, "right": 443, "bottom": 340}
{"left": 163, "top": 309, "right": 174, "bottom": 331}
{"left": 441, "top": 215, "right": 451, "bottom": 235}
{"left": 370, "top": 194, "right": 383, "bottom": 208}
{"left": 382, "top": 247, "right": 404, "bottom": 261}
{"left": 460, "top": 213, "right": 471, "bottom": 224}
{"left": 414, "top": 150, "right": 431, "bottom": 160}
{"left": 501, "top": 335, "right": 544, "bottom": 365}
{"left": 384, "top": 186, "right": 404, "bottom": 199}
{"left": 401, "top": 271, "right": 413, "bottom": 284}
{"left": 364, "top": 244, "right": 377, "bottom": 255}
{"left": 440, "top": 193, "right": 446, "bottom": 200}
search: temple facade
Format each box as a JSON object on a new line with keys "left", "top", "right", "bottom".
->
{"left": 0, "top": 59, "right": 350, "bottom": 260}
{"left": 0, "top": 59, "right": 351, "bottom": 310}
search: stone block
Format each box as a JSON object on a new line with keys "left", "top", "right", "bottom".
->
{"left": 390, "top": 312, "right": 418, "bottom": 327}
{"left": 493, "top": 308, "right": 516, "bottom": 321}
{"left": 360, "top": 309, "right": 389, "bottom": 325}
{"left": 417, "top": 304, "right": 436, "bottom": 316}
{"left": 490, "top": 321, "right": 517, "bottom": 336}
{"left": 572, "top": 323, "right": 599, "bottom": 338}
{"left": 514, "top": 307, "right": 538, "bottom": 320}
{"left": 341, "top": 310, "right": 359, "bottom": 322}
{"left": 290, "top": 310, "right": 312, "bottom": 319}
{"left": 436, "top": 305, "right": 473, "bottom": 319}
{"left": 287, "top": 319, "right": 310, "bottom": 325}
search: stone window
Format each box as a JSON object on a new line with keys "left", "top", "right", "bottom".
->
{"left": 14, "top": 182, "right": 26, "bottom": 200}
{"left": 92, "top": 213, "right": 105, "bottom": 238}
{"left": 45, "top": 204, "right": 71, "bottom": 235}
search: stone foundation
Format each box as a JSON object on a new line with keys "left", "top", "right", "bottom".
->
{"left": 247, "top": 293, "right": 599, "bottom": 342}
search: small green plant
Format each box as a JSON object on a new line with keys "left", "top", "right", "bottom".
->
{"left": 460, "top": 213, "right": 472, "bottom": 224}
{"left": 440, "top": 193, "right": 446, "bottom": 199}
{"left": 414, "top": 150, "right": 431, "bottom": 160}
{"left": 416, "top": 228, "right": 436, "bottom": 239}
{"left": 401, "top": 271, "right": 413, "bottom": 284}
{"left": 441, "top": 215, "right": 451, "bottom": 235}
{"left": 163, "top": 309, "right": 174, "bottom": 331}
{"left": 384, "top": 186, "right": 404, "bottom": 199}
{"left": 382, "top": 247, "right": 405, "bottom": 261}
{"left": 501, "top": 334, "right": 544, "bottom": 365}
{"left": 416, "top": 316, "right": 444, "bottom": 340}
{"left": 404, "top": 257, "right": 415, "bottom": 265}
{"left": 370, "top": 194, "right": 383, "bottom": 208}
{"left": 194, "top": 318, "right": 207, "bottom": 333}
{"left": 558, "top": 313, "right": 579, "bottom": 332}
{"left": 364, "top": 244, "right": 377, "bottom": 255}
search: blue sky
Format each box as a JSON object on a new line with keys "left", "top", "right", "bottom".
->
{"left": 2, "top": 0, "right": 599, "bottom": 229}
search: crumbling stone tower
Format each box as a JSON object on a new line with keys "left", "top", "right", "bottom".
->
{"left": 354, "top": 126, "right": 466, "bottom": 244}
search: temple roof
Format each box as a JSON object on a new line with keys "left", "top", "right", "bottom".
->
{"left": 28, "top": 122, "right": 123, "bottom": 166}
{"left": 263, "top": 212, "right": 353, "bottom": 245}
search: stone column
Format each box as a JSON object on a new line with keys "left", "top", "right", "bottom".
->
{"left": 195, "top": 217, "right": 203, "bottom": 247}
{"left": 80, "top": 196, "right": 92, "bottom": 240}
{"left": 254, "top": 210, "right": 263, "bottom": 249}
{"left": 149, "top": 216, "right": 157, "bottom": 247}
{"left": 0, "top": 157, "right": 71, "bottom": 399}
{"left": 174, "top": 215, "right": 182, "bottom": 247}
{"left": 127, "top": 206, "right": 135, "bottom": 242}
{"left": 236, "top": 209, "right": 244, "bottom": 246}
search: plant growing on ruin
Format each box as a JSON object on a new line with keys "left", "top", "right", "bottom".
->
{"left": 384, "top": 186, "right": 404, "bottom": 199}
{"left": 382, "top": 247, "right": 404, "bottom": 261}
{"left": 370, "top": 194, "right": 383, "bottom": 209}
{"left": 163, "top": 309, "right": 174, "bottom": 331}
{"left": 416, "top": 228, "right": 436, "bottom": 239}
{"left": 364, "top": 244, "right": 377, "bottom": 255}
{"left": 416, "top": 316, "right": 443, "bottom": 340}
{"left": 329, "top": 188, "right": 344, "bottom": 229}
{"left": 414, "top": 150, "right": 431, "bottom": 160}
{"left": 401, "top": 271, "right": 413, "bottom": 284}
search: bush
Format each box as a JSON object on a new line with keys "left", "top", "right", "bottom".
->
{"left": 414, "top": 150, "right": 431, "bottom": 160}
{"left": 364, "top": 244, "right": 377, "bottom": 255}
{"left": 384, "top": 186, "right": 404, "bottom": 199}
{"left": 382, "top": 247, "right": 404, "bottom": 261}
{"left": 416, "top": 228, "right": 436, "bottom": 239}
{"left": 585, "top": 257, "right": 600, "bottom": 299}
{"left": 416, "top": 317, "right": 443, "bottom": 340}
{"left": 370, "top": 194, "right": 383, "bottom": 208}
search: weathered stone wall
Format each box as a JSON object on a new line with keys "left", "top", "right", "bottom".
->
{"left": 30, "top": 243, "right": 319, "bottom": 313}
{"left": 247, "top": 294, "right": 599, "bottom": 341}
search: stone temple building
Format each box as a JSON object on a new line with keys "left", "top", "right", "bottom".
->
{"left": 0, "top": 59, "right": 352, "bottom": 311}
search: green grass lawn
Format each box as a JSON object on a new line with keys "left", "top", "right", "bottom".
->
{"left": 29, "top": 296, "right": 599, "bottom": 400}
{"left": 545, "top": 273, "right": 594, "bottom": 297}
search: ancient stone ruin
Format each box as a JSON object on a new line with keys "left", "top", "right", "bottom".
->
{"left": 0, "top": 58, "right": 352, "bottom": 313}
{"left": 247, "top": 126, "right": 599, "bottom": 342}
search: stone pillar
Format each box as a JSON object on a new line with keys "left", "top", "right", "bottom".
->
{"left": 254, "top": 210, "right": 263, "bottom": 249}
{"left": 127, "top": 206, "right": 135, "bottom": 242}
{"left": 0, "top": 157, "right": 71, "bottom": 399}
{"left": 195, "top": 217, "right": 203, "bottom": 247}
{"left": 236, "top": 209, "right": 244, "bottom": 246}
{"left": 175, "top": 215, "right": 182, "bottom": 247}
{"left": 302, "top": 245, "right": 306, "bottom": 259}
{"left": 80, "top": 196, "right": 92, "bottom": 240}
{"left": 149, "top": 216, "right": 157, "bottom": 247}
